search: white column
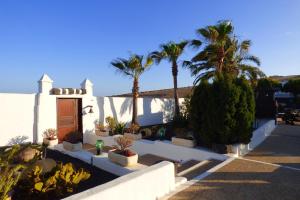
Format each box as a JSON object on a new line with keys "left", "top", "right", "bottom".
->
{"left": 81, "top": 79, "right": 94, "bottom": 96}
{"left": 38, "top": 74, "right": 53, "bottom": 94}
{"left": 36, "top": 74, "right": 56, "bottom": 143}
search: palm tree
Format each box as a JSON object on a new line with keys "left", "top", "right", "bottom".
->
{"left": 150, "top": 41, "right": 188, "bottom": 118}
{"left": 111, "top": 54, "right": 153, "bottom": 125}
{"left": 228, "top": 38, "right": 265, "bottom": 87}
{"left": 184, "top": 21, "right": 264, "bottom": 85}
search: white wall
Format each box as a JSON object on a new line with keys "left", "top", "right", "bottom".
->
{"left": 0, "top": 93, "right": 37, "bottom": 146}
{"left": 0, "top": 93, "right": 181, "bottom": 146}
{"left": 232, "top": 120, "right": 276, "bottom": 156}
{"left": 64, "top": 161, "right": 175, "bottom": 200}
{"left": 99, "top": 97, "right": 183, "bottom": 126}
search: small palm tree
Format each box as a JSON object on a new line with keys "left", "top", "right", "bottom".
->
{"left": 184, "top": 20, "right": 264, "bottom": 85}
{"left": 151, "top": 41, "right": 188, "bottom": 118}
{"left": 111, "top": 54, "right": 153, "bottom": 125}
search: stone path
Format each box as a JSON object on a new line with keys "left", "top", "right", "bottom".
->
{"left": 169, "top": 125, "right": 300, "bottom": 200}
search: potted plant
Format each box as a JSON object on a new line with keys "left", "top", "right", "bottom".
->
{"left": 124, "top": 123, "right": 142, "bottom": 140}
{"left": 95, "top": 121, "right": 109, "bottom": 137}
{"left": 105, "top": 116, "right": 116, "bottom": 135}
{"left": 42, "top": 128, "right": 58, "bottom": 146}
{"left": 62, "top": 131, "right": 83, "bottom": 152}
{"left": 114, "top": 122, "right": 126, "bottom": 135}
{"left": 108, "top": 136, "right": 138, "bottom": 167}
{"left": 171, "top": 131, "right": 196, "bottom": 148}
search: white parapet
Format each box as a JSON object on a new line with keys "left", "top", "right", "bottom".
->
{"left": 231, "top": 120, "right": 276, "bottom": 157}
{"left": 64, "top": 161, "right": 175, "bottom": 200}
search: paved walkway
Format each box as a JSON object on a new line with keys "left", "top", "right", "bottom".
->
{"left": 169, "top": 125, "right": 300, "bottom": 200}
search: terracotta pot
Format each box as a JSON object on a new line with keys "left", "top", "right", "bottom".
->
{"left": 108, "top": 150, "right": 138, "bottom": 167}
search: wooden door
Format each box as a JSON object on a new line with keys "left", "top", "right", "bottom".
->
{"left": 57, "top": 98, "right": 82, "bottom": 143}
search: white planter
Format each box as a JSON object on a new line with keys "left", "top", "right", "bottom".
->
{"left": 171, "top": 137, "right": 196, "bottom": 148}
{"left": 95, "top": 130, "right": 109, "bottom": 137}
{"left": 108, "top": 150, "right": 138, "bottom": 167}
{"left": 43, "top": 138, "right": 58, "bottom": 146}
{"left": 124, "top": 133, "right": 142, "bottom": 140}
{"left": 62, "top": 141, "right": 82, "bottom": 152}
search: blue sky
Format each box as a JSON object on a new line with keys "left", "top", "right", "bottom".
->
{"left": 0, "top": 0, "right": 299, "bottom": 96}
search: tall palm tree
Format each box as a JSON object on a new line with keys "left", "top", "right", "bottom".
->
{"left": 184, "top": 21, "right": 264, "bottom": 85}
{"left": 111, "top": 54, "right": 153, "bottom": 125}
{"left": 151, "top": 41, "right": 188, "bottom": 118}
{"left": 227, "top": 38, "right": 265, "bottom": 87}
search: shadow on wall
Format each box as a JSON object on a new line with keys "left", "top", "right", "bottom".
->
{"left": 120, "top": 98, "right": 133, "bottom": 117}
{"left": 7, "top": 135, "right": 29, "bottom": 146}
{"left": 97, "top": 97, "right": 105, "bottom": 124}
{"left": 161, "top": 99, "right": 175, "bottom": 123}
{"left": 108, "top": 97, "right": 120, "bottom": 122}
{"left": 138, "top": 98, "right": 163, "bottom": 125}
{"left": 98, "top": 97, "right": 174, "bottom": 126}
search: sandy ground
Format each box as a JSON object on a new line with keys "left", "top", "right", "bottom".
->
{"left": 169, "top": 125, "right": 300, "bottom": 200}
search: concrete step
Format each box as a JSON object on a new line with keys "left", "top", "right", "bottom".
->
{"left": 178, "top": 159, "right": 222, "bottom": 180}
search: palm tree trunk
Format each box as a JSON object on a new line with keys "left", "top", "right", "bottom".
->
{"left": 132, "top": 77, "right": 139, "bottom": 125}
{"left": 172, "top": 61, "right": 180, "bottom": 118}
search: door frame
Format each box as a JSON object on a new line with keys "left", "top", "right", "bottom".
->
{"left": 56, "top": 98, "right": 83, "bottom": 143}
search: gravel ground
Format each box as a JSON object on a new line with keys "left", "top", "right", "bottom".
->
{"left": 169, "top": 125, "right": 300, "bottom": 200}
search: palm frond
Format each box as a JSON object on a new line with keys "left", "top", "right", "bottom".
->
{"left": 189, "top": 39, "right": 202, "bottom": 49}
{"left": 243, "top": 55, "right": 261, "bottom": 66}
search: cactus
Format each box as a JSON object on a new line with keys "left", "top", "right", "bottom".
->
{"left": 0, "top": 145, "right": 26, "bottom": 200}
{"left": 17, "top": 162, "right": 91, "bottom": 197}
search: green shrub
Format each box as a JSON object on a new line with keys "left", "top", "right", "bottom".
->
{"left": 114, "top": 122, "right": 126, "bottom": 134}
{"left": 190, "top": 75, "right": 255, "bottom": 146}
{"left": 283, "top": 78, "right": 300, "bottom": 97}
{"left": 105, "top": 116, "right": 117, "bottom": 132}
{"left": 255, "top": 78, "right": 277, "bottom": 118}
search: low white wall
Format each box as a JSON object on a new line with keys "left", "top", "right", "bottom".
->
{"left": 232, "top": 120, "right": 276, "bottom": 156}
{"left": 0, "top": 93, "right": 37, "bottom": 146}
{"left": 84, "top": 133, "right": 227, "bottom": 162}
{"left": 133, "top": 140, "right": 227, "bottom": 162}
{"left": 249, "top": 120, "right": 276, "bottom": 150}
{"left": 64, "top": 161, "right": 175, "bottom": 200}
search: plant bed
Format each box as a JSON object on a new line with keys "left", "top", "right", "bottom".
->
{"left": 63, "top": 141, "right": 82, "bottom": 151}
{"left": 95, "top": 130, "right": 110, "bottom": 137}
{"left": 43, "top": 138, "right": 58, "bottom": 146}
{"left": 43, "top": 128, "right": 58, "bottom": 146}
{"left": 13, "top": 149, "right": 118, "bottom": 200}
{"left": 108, "top": 149, "right": 138, "bottom": 167}
{"left": 171, "top": 137, "right": 196, "bottom": 148}
{"left": 108, "top": 135, "right": 138, "bottom": 167}
{"left": 62, "top": 131, "right": 83, "bottom": 151}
